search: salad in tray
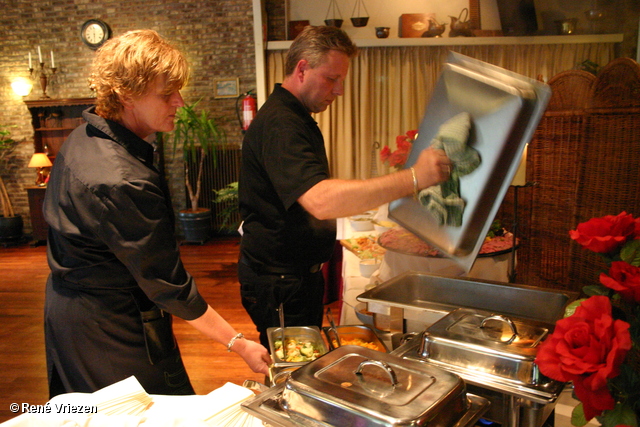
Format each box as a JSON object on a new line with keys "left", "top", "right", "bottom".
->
{"left": 274, "top": 338, "right": 323, "bottom": 363}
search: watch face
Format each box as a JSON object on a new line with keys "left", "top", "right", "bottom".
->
{"left": 81, "top": 19, "right": 110, "bottom": 49}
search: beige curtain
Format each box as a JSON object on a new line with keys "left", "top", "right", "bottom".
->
{"left": 267, "top": 42, "right": 616, "bottom": 180}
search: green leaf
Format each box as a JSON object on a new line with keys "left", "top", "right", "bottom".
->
{"left": 582, "top": 284, "right": 610, "bottom": 297}
{"left": 597, "top": 403, "right": 638, "bottom": 427}
{"left": 571, "top": 403, "right": 589, "bottom": 427}
{"left": 565, "top": 299, "right": 587, "bottom": 317}
{"left": 621, "top": 239, "right": 640, "bottom": 267}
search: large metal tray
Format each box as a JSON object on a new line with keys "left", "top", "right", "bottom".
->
{"left": 241, "top": 384, "right": 490, "bottom": 427}
{"left": 389, "top": 52, "right": 551, "bottom": 272}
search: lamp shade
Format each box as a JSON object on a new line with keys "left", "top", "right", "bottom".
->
{"left": 28, "top": 153, "right": 52, "bottom": 168}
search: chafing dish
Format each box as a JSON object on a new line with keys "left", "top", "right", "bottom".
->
{"left": 357, "top": 272, "right": 577, "bottom": 334}
{"left": 392, "top": 309, "right": 566, "bottom": 427}
{"left": 242, "top": 345, "right": 490, "bottom": 427}
{"left": 418, "top": 308, "right": 552, "bottom": 386}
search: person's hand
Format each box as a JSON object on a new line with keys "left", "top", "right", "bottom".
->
{"left": 235, "top": 339, "right": 272, "bottom": 375}
{"left": 413, "top": 147, "right": 451, "bottom": 189}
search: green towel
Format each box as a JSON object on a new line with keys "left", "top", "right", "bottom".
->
{"left": 418, "top": 112, "right": 480, "bottom": 227}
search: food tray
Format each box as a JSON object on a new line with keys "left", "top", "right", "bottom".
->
{"left": 266, "top": 326, "right": 328, "bottom": 368}
{"left": 389, "top": 52, "right": 551, "bottom": 272}
{"left": 322, "top": 324, "right": 389, "bottom": 352}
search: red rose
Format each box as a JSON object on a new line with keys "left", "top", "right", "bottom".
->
{"left": 569, "top": 212, "right": 637, "bottom": 254}
{"left": 535, "top": 296, "right": 632, "bottom": 420}
{"left": 600, "top": 261, "right": 640, "bottom": 303}
{"left": 380, "top": 145, "right": 391, "bottom": 163}
{"left": 406, "top": 129, "right": 418, "bottom": 140}
{"left": 388, "top": 150, "right": 409, "bottom": 168}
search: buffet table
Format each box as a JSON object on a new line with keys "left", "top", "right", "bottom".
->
{"left": 338, "top": 213, "right": 512, "bottom": 325}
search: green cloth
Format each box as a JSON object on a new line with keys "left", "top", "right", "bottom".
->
{"left": 418, "top": 112, "right": 480, "bottom": 227}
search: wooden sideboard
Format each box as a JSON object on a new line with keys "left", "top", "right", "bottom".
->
{"left": 23, "top": 98, "right": 94, "bottom": 243}
{"left": 24, "top": 97, "right": 95, "bottom": 160}
{"left": 26, "top": 186, "right": 47, "bottom": 246}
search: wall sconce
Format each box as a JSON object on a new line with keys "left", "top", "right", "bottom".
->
{"left": 11, "top": 77, "right": 33, "bottom": 97}
{"left": 28, "top": 153, "right": 52, "bottom": 186}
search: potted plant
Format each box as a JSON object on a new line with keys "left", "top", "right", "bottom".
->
{"left": 0, "top": 125, "right": 24, "bottom": 242}
{"left": 213, "top": 181, "right": 241, "bottom": 233}
{"left": 168, "top": 100, "right": 226, "bottom": 243}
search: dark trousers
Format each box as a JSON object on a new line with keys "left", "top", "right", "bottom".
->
{"left": 238, "top": 260, "right": 325, "bottom": 349}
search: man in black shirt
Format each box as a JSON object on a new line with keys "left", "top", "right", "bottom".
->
{"left": 239, "top": 26, "right": 452, "bottom": 347}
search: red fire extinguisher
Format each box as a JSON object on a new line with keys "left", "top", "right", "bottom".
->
{"left": 240, "top": 91, "right": 257, "bottom": 132}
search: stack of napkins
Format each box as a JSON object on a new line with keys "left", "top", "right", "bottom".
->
{"left": 0, "top": 376, "right": 264, "bottom": 427}
{"left": 92, "top": 376, "right": 153, "bottom": 416}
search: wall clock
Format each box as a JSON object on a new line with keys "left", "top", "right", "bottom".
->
{"left": 81, "top": 19, "right": 111, "bottom": 50}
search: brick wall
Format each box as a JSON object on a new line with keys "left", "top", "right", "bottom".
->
{"left": 0, "top": 0, "right": 257, "bottom": 235}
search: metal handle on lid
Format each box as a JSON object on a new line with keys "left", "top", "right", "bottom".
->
{"left": 354, "top": 359, "right": 399, "bottom": 386}
{"left": 480, "top": 314, "right": 519, "bottom": 344}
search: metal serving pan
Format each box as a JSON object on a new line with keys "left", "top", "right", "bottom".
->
{"left": 389, "top": 52, "right": 551, "bottom": 273}
{"left": 323, "top": 324, "right": 389, "bottom": 352}
{"left": 267, "top": 326, "right": 328, "bottom": 369}
{"left": 280, "top": 345, "right": 489, "bottom": 427}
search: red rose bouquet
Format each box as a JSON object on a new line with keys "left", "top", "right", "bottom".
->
{"left": 380, "top": 129, "right": 418, "bottom": 169}
{"left": 535, "top": 212, "right": 640, "bottom": 427}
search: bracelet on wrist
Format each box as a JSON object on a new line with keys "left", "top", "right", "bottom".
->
{"left": 410, "top": 167, "right": 419, "bottom": 200}
{"left": 226, "top": 332, "right": 244, "bottom": 352}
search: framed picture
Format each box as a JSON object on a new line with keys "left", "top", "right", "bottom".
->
{"left": 214, "top": 78, "right": 240, "bottom": 99}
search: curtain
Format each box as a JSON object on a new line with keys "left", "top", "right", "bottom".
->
{"left": 267, "top": 42, "right": 616, "bottom": 180}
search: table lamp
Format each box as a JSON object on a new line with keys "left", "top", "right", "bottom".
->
{"left": 28, "top": 153, "right": 52, "bottom": 186}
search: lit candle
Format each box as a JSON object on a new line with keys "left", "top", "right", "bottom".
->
{"left": 37, "top": 46, "right": 42, "bottom": 63}
{"left": 28, "top": 52, "right": 32, "bottom": 69}
{"left": 50, "top": 51, "right": 55, "bottom": 68}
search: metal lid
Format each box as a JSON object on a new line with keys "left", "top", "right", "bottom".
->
{"left": 440, "top": 310, "right": 549, "bottom": 348}
{"left": 389, "top": 52, "right": 551, "bottom": 273}
{"left": 283, "top": 345, "right": 468, "bottom": 425}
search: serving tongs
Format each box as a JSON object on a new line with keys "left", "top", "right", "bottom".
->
{"left": 325, "top": 307, "right": 341, "bottom": 347}
{"left": 279, "top": 303, "right": 286, "bottom": 359}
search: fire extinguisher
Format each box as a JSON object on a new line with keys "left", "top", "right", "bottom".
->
{"left": 237, "top": 90, "right": 257, "bottom": 133}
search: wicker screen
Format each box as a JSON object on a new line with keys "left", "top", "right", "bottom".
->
{"left": 515, "top": 58, "right": 640, "bottom": 293}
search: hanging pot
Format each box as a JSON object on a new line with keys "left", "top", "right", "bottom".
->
{"left": 324, "top": 0, "right": 343, "bottom": 28}
{"left": 350, "top": 0, "right": 369, "bottom": 27}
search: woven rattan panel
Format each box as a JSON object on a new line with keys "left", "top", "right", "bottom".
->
{"left": 517, "top": 58, "right": 640, "bottom": 293}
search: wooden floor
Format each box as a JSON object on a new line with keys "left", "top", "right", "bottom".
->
{"left": 0, "top": 236, "right": 338, "bottom": 423}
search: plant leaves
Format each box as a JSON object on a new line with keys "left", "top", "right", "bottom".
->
{"left": 620, "top": 239, "right": 640, "bottom": 267}
{"left": 597, "top": 403, "right": 638, "bottom": 427}
{"left": 571, "top": 403, "right": 589, "bottom": 427}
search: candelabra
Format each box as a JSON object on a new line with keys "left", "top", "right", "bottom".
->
{"left": 30, "top": 61, "right": 57, "bottom": 99}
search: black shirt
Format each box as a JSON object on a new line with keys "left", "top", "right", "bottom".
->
{"left": 44, "top": 107, "right": 208, "bottom": 320}
{"left": 239, "top": 84, "right": 336, "bottom": 268}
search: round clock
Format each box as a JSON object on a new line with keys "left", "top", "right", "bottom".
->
{"left": 81, "top": 19, "right": 111, "bottom": 50}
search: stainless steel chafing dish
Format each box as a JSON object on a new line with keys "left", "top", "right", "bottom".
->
{"left": 242, "top": 345, "right": 490, "bottom": 427}
{"left": 391, "top": 309, "right": 567, "bottom": 427}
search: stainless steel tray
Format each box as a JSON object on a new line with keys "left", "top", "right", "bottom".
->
{"left": 389, "top": 52, "right": 551, "bottom": 272}
{"left": 241, "top": 382, "right": 491, "bottom": 427}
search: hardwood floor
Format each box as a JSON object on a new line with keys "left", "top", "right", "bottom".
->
{"left": 0, "top": 236, "right": 339, "bottom": 423}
